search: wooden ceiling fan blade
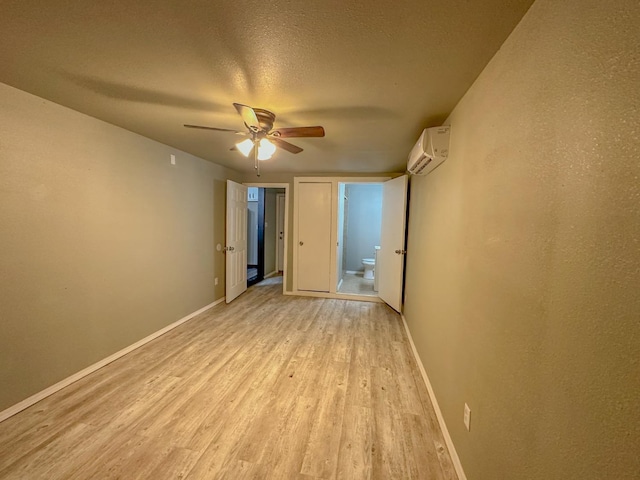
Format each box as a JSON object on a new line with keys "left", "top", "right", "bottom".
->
{"left": 233, "top": 103, "right": 261, "bottom": 132}
{"left": 271, "top": 137, "right": 303, "bottom": 154}
{"left": 271, "top": 126, "right": 325, "bottom": 138}
{"left": 184, "top": 124, "right": 243, "bottom": 134}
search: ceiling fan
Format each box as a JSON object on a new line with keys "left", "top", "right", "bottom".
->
{"left": 184, "top": 103, "right": 325, "bottom": 175}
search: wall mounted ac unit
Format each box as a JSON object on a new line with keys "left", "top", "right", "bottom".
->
{"left": 407, "top": 126, "right": 451, "bottom": 175}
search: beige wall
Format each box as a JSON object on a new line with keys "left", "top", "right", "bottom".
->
{"left": 0, "top": 83, "right": 239, "bottom": 411}
{"left": 403, "top": 1, "right": 640, "bottom": 478}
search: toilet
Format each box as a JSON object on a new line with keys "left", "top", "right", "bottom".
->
{"left": 362, "top": 258, "right": 375, "bottom": 280}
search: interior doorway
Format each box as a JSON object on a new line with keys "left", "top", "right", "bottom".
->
{"left": 244, "top": 183, "right": 289, "bottom": 294}
{"left": 336, "top": 182, "right": 384, "bottom": 298}
{"left": 247, "top": 187, "right": 265, "bottom": 287}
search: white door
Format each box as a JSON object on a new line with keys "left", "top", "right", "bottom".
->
{"left": 226, "top": 180, "right": 248, "bottom": 303}
{"left": 276, "top": 193, "right": 285, "bottom": 272}
{"left": 378, "top": 175, "right": 408, "bottom": 312}
{"left": 336, "top": 183, "right": 346, "bottom": 290}
{"left": 297, "top": 182, "right": 332, "bottom": 292}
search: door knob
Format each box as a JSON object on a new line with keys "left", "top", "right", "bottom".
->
{"left": 299, "top": 241, "right": 304, "bottom": 246}
{"left": 228, "top": 246, "right": 235, "bottom": 252}
{"left": 394, "top": 249, "right": 406, "bottom": 254}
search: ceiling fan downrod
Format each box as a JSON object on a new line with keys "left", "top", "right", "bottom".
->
{"left": 254, "top": 142, "right": 260, "bottom": 177}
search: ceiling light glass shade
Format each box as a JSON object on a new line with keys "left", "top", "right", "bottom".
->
{"left": 257, "top": 138, "right": 276, "bottom": 160}
{"left": 236, "top": 138, "right": 254, "bottom": 157}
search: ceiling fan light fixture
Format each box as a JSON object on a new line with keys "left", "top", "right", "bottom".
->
{"left": 186, "top": 103, "right": 324, "bottom": 172}
{"left": 257, "top": 138, "right": 276, "bottom": 161}
{"left": 236, "top": 138, "right": 254, "bottom": 157}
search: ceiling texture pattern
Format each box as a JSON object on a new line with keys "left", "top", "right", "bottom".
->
{"left": 0, "top": 0, "right": 534, "bottom": 173}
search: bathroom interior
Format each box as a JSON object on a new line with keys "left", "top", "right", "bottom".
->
{"left": 337, "top": 182, "right": 383, "bottom": 297}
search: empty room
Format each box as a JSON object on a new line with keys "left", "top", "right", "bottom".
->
{"left": 0, "top": 1, "right": 638, "bottom": 479}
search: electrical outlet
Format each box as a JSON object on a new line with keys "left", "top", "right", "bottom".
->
{"left": 170, "top": 154, "right": 176, "bottom": 165}
{"left": 463, "top": 403, "right": 471, "bottom": 431}
{"left": 214, "top": 277, "right": 219, "bottom": 285}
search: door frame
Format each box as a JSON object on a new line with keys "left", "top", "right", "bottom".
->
{"left": 247, "top": 188, "right": 266, "bottom": 287}
{"left": 276, "top": 193, "right": 286, "bottom": 273}
{"left": 243, "top": 182, "right": 289, "bottom": 295}
{"left": 292, "top": 176, "right": 391, "bottom": 302}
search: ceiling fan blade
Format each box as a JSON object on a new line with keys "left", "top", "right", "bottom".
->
{"left": 271, "top": 137, "right": 303, "bottom": 154}
{"left": 184, "top": 124, "right": 243, "bottom": 134}
{"left": 271, "top": 126, "right": 325, "bottom": 138}
{"left": 233, "top": 103, "right": 261, "bottom": 132}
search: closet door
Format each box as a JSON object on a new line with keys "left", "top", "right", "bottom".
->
{"left": 297, "top": 182, "right": 332, "bottom": 292}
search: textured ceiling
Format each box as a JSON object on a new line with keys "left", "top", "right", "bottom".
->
{"left": 0, "top": 0, "right": 534, "bottom": 174}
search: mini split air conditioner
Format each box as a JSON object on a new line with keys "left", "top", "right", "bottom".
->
{"left": 407, "top": 126, "right": 451, "bottom": 175}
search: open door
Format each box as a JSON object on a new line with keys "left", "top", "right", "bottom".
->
{"left": 378, "top": 175, "right": 408, "bottom": 312}
{"left": 226, "top": 180, "right": 248, "bottom": 303}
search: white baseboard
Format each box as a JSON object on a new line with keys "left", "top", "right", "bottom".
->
{"left": 286, "top": 290, "right": 383, "bottom": 303}
{"left": 0, "top": 296, "right": 226, "bottom": 424}
{"left": 264, "top": 270, "right": 278, "bottom": 279}
{"left": 401, "top": 314, "right": 467, "bottom": 480}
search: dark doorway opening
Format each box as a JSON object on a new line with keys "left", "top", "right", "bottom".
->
{"left": 247, "top": 186, "right": 285, "bottom": 287}
{"left": 247, "top": 188, "right": 265, "bottom": 287}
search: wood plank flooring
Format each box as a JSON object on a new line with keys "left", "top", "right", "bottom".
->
{"left": 337, "top": 273, "right": 376, "bottom": 296}
{"left": 0, "top": 277, "right": 457, "bottom": 479}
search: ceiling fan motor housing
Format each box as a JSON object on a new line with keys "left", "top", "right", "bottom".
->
{"left": 253, "top": 108, "right": 276, "bottom": 133}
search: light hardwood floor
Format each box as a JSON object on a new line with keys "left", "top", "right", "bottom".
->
{"left": 0, "top": 277, "right": 457, "bottom": 479}
{"left": 338, "top": 273, "right": 376, "bottom": 297}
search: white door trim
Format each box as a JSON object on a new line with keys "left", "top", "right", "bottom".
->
{"left": 275, "top": 193, "right": 285, "bottom": 273}
{"left": 284, "top": 290, "right": 384, "bottom": 303}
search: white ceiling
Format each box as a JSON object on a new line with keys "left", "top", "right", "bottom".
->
{"left": 0, "top": 0, "right": 534, "bottom": 174}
